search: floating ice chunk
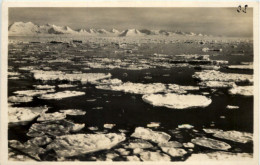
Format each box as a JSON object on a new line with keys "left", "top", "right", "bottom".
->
{"left": 13, "top": 89, "right": 55, "bottom": 97}
{"left": 227, "top": 65, "right": 253, "bottom": 70}
{"left": 58, "top": 84, "right": 77, "bottom": 88}
{"left": 133, "top": 148, "right": 143, "bottom": 154}
{"left": 147, "top": 122, "right": 160, "bottom": 128}
{"left": 178, "top": 124, "right": 194, "bottom": 129}
{"left": 228, "top": 86, "right": 253, "bottom": 96}
{"left": 71, "top": 123, "right": 85, "bottom": 132}
{"left": 183, "top": 142, "right": 195, "bottom": 148}
{"left": 96, "top": 82, "right": 166, "bottom": 94}
{"left": 46, "top": 133, "right": 126, "bottom": 157}
{"left": 142, "top": 93, "right": 212, "bottom": 109}
{"left": 186, "top": 151, "right": 252, "bottom": 161}
{"left": 126, "top": 156, "right": 141, "bottom": 161}
{"left": 33, "top": 85, "right": 55, "bottom": 89}
{"left": 9, "top": 107, "right": 47, "bottom": 126}
{"left": 39, "top": 91, "right": 85, "bottom": 100}
{"left": 104, "top": 124, "right": 116, "bottom": 129}
{"left": 9, "top": 140, "right": 45, "bottom": 160}
{"left": 161, "top": 147, "right": 187, "bottom": 157}
{"left": 59, "top": 109, "right": 86, "bottom": 115}
{"left": 131, "top": 127, "right": 171, "bottom": 144}
{"left": 226, "top": 105, "right": 239, "bottom": 109}
{"left": 115, "top": 148, "right": 130, "bottom": 156}
{"left": 86, "top": 99, "right": 97, "bottom": 102}
{"left": 37, "top": 112, "right": 66, "bottom": 122}
{"left": 8, "top": 76, "right": 20, "bottom": 80}
{"left": 19, "top": 66, "right": 36, "bottom": 71}
{"left": 106, "top": 153, "right": 119, "bottom": 160}
{"left": 126, "top": 139, "right": 154, "bottom": 149}
{"left": 8, "top": 96, "right": 33, "bottom": 103}
{"left": 88, "top": 126, "right": 99, "bottom": 131}
{"left": 140, "top": 151, "right": 171, "bottom": 161}
{"left": 191, "top": 137, "right": 231, "bottom": 151}
{"left": 27, "top": 120, "right": 76, "bottom": 137}
{"left": 32, "top": 70, "right": 111, "bottom": 83}
{"left": 203, "top": 128, "right": 223, "bottom": 134}
{"left": 213, "top": 130, "right": 253, "bottom": 143}
{"left": 193, "top": 70, "right": 253, "bottom": 83}
{"left": 8, "top": 72, "right": 20, "bottom": 76}
{"left": 158, "top": 141, "right": 183, "bottom": 148}
{"left": 99, "top": 79, "right": 123, "bottom": 85}
{"left": 198, "top": 81, "right": 235, "bottom": 88}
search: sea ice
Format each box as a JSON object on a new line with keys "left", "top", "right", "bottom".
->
{"left": 131, "top": 127, "right": 171, "bottom": 144}
{"left": 39, "top": 91, "right": 85, "bottom": 100}
{"left": 46, "top": 133, "right": 126, "bottom": 157}
{"left": 191, "top": 137, "right": 231, "bottom": 151}
{"left": 142, "top": 93, "right": 212, "bottom": 109}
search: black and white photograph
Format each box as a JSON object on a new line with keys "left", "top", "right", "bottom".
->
{"left": 1, "top": 2, "right": 259, "bottom": 163}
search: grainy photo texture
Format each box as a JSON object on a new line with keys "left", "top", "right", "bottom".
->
{"left": 5, "top": 6, "right": 257, "bottom": 162}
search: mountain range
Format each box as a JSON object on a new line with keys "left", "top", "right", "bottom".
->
{"left": 8, "top": 22, "right": 207, "bottom": 37}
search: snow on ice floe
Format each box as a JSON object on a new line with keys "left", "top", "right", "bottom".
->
{"left": 142, "top": 93, "right": 212, "bottom": 109}
{"left": 32, "top": 70, "right": 111, "bottom": 83}
{"left": 198, "top": 81, "right": 235, "bottom": 88}
{"left": 191, "top": 137, "right": 231, "bottom": 151}
{"left": 140, "top": 151, "right": 171, "bottom": 161}
{"left": 96, "top": 82, "right": 199, "bottom": 95}
{"left": 131, "top": 127, "right": 171, "bottom": 144}
{"left": 38, "top": 91, "right": 85, "bottom": 100}
{"left": 8, "top": 96, "right": 33, "bottom": 103}
{"left": 59, "top": 109, "right": 86, "bottom": 115}
{"left": 186, "top": 151, "right": 252, "bottom": 161}
{"left": 228, "top": 85, "right": 253, "bottom": 96}
{"left": 37, "top": 112, "right": 66, "bottom": 122}
{"left": 33, "top": 85, "right": 55, "bottom": 89}
{"left": 9, "top": 106, "right": 48, "bottom": 126}
{"left": 193, "top": 70, "right": 253, "bottom": 83}
{"left": 58, "top": 84, "right": 78, "bottom": 88}
{"left": 13, "top": 89, "right": 55, "bottom": 97}
{"left": 227, "top": 65, "right": 253, "bottom": 70}
{"left": 27, "top": 120, "right": 81, "bottom": 137}
{"left": 213, "top": 130, "right": 253, "bottom": 144}
{"left": 46, "top": 133, "right": 126, "bottom": 157}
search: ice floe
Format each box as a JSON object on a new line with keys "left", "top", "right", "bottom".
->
{"left": 226, "top": 105, "right": 239, "bottom": 109}
{"left": 126, "top": 139, "right": 154, "bottom": 149}
{"left": 198, "top": 81, "right": 235, "bottom": 88}
{"left": 213, "top": 130, "right": 253, "bottom": 143}
{"left": 13, "top": 89, "right": 55, "bottom": 97}
{"left": 32, "top": 70, "right": 111, "bottom": 83}
{"left": 193, "top": 70, "right": 253, "bottom": 83}
{"left": 126, "top": 155, "right": 141, "bottom": 161}
{"left": 59, "top": 109, "right": 86, "bottom": 115}
{"left": 191, "top": 137, "right": 231, "bottom": 151}
{"left": 39, "top": 91, "right": 85, "bottom": 100}
{"left": 178, "top": 124, "right": 194, "bottom": 129}
{"left": 33, "top": 85, "right": 55, "bottom": 89}
{"left": 9, "top": 106, "right": 47, "bottom": 126}
{"left": 142, "top": 93, "right": 212, "bottom": 109}
{"left": 46, "top": 133, "right": 126, "bottom": 157}
{"left": 25, "top": 136, "right": 52, "bottom": 146}
{"left": 227, "top": 65, "right": 253, "bottom": 70}
{"left": 58, "top": 84, "right": 77, "bottom": 88}
{"left": 158, "top": 141, "right": 183, "bottom": 148}
{"left": 161, "top": 147, "right": 187, "bottom": 157}
{"left": 8, "top": 96, "right": 33, "bottom": 103}
{"left": 228, "top": 85, "right": 253, "bottom": 96}
{"left": 37, "top": 112, "right": 66, "bottom": 122}
{"left": 140, "top": 151, "right": 171, "bottom": 161}
{"left": 131, "top": 127, "right": 171, "bottom": 143}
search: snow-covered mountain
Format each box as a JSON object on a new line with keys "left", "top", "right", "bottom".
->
{"left": 8, "top": 22, "right": 207, "bottom": 37}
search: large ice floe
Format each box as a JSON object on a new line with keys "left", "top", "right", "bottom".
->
{"left": 191, "top": 137, "right": 231, "bottom": 151}
{"left": 37, "top": 112, "right": 67, "bottom": 122}
{"left": 186, "top": 151, "right": 252, "bottom": 161}
{"left": 27, "top": 120, "right": 82, "bottom": 137}
{"left": 228, "top": 85, "right": 253, "bottom": 96}
{"left": 38, "top": 91, "right": 85, "bottom": 100}
{"left": 193, "top": 70, "right": 253, "bottom": 83}
{"left": 8, "top": 96, "right": 33, "bottom": 103}
{"left": 198, "top": 81, "right": 235, "bottom": 88}
{"left": 59, "top": 109, "right": 86, "bottom": 115}
{"left": 9, "top": 106, "right": 48, "bottom": 126}
{"left": 142, "top": 93, "right": 212, "bottom": 109}
{"left": 46, "top": 133, "right": 126, "bottom": 157}
{"left": 131, "top": 127, "right": 171, "bottom": 143}
{"left": 32, "top": 70, "right": 111, "bottom": 84}
{"left": 13, "top": 89, "right": 55, "bottom": 97}
{"left": 213, "top": 130, "right": 253, "bottom": 143}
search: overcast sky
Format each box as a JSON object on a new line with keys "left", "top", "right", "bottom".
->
{"left": 9, "top": 7, "right": 253, "bottom": 37}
